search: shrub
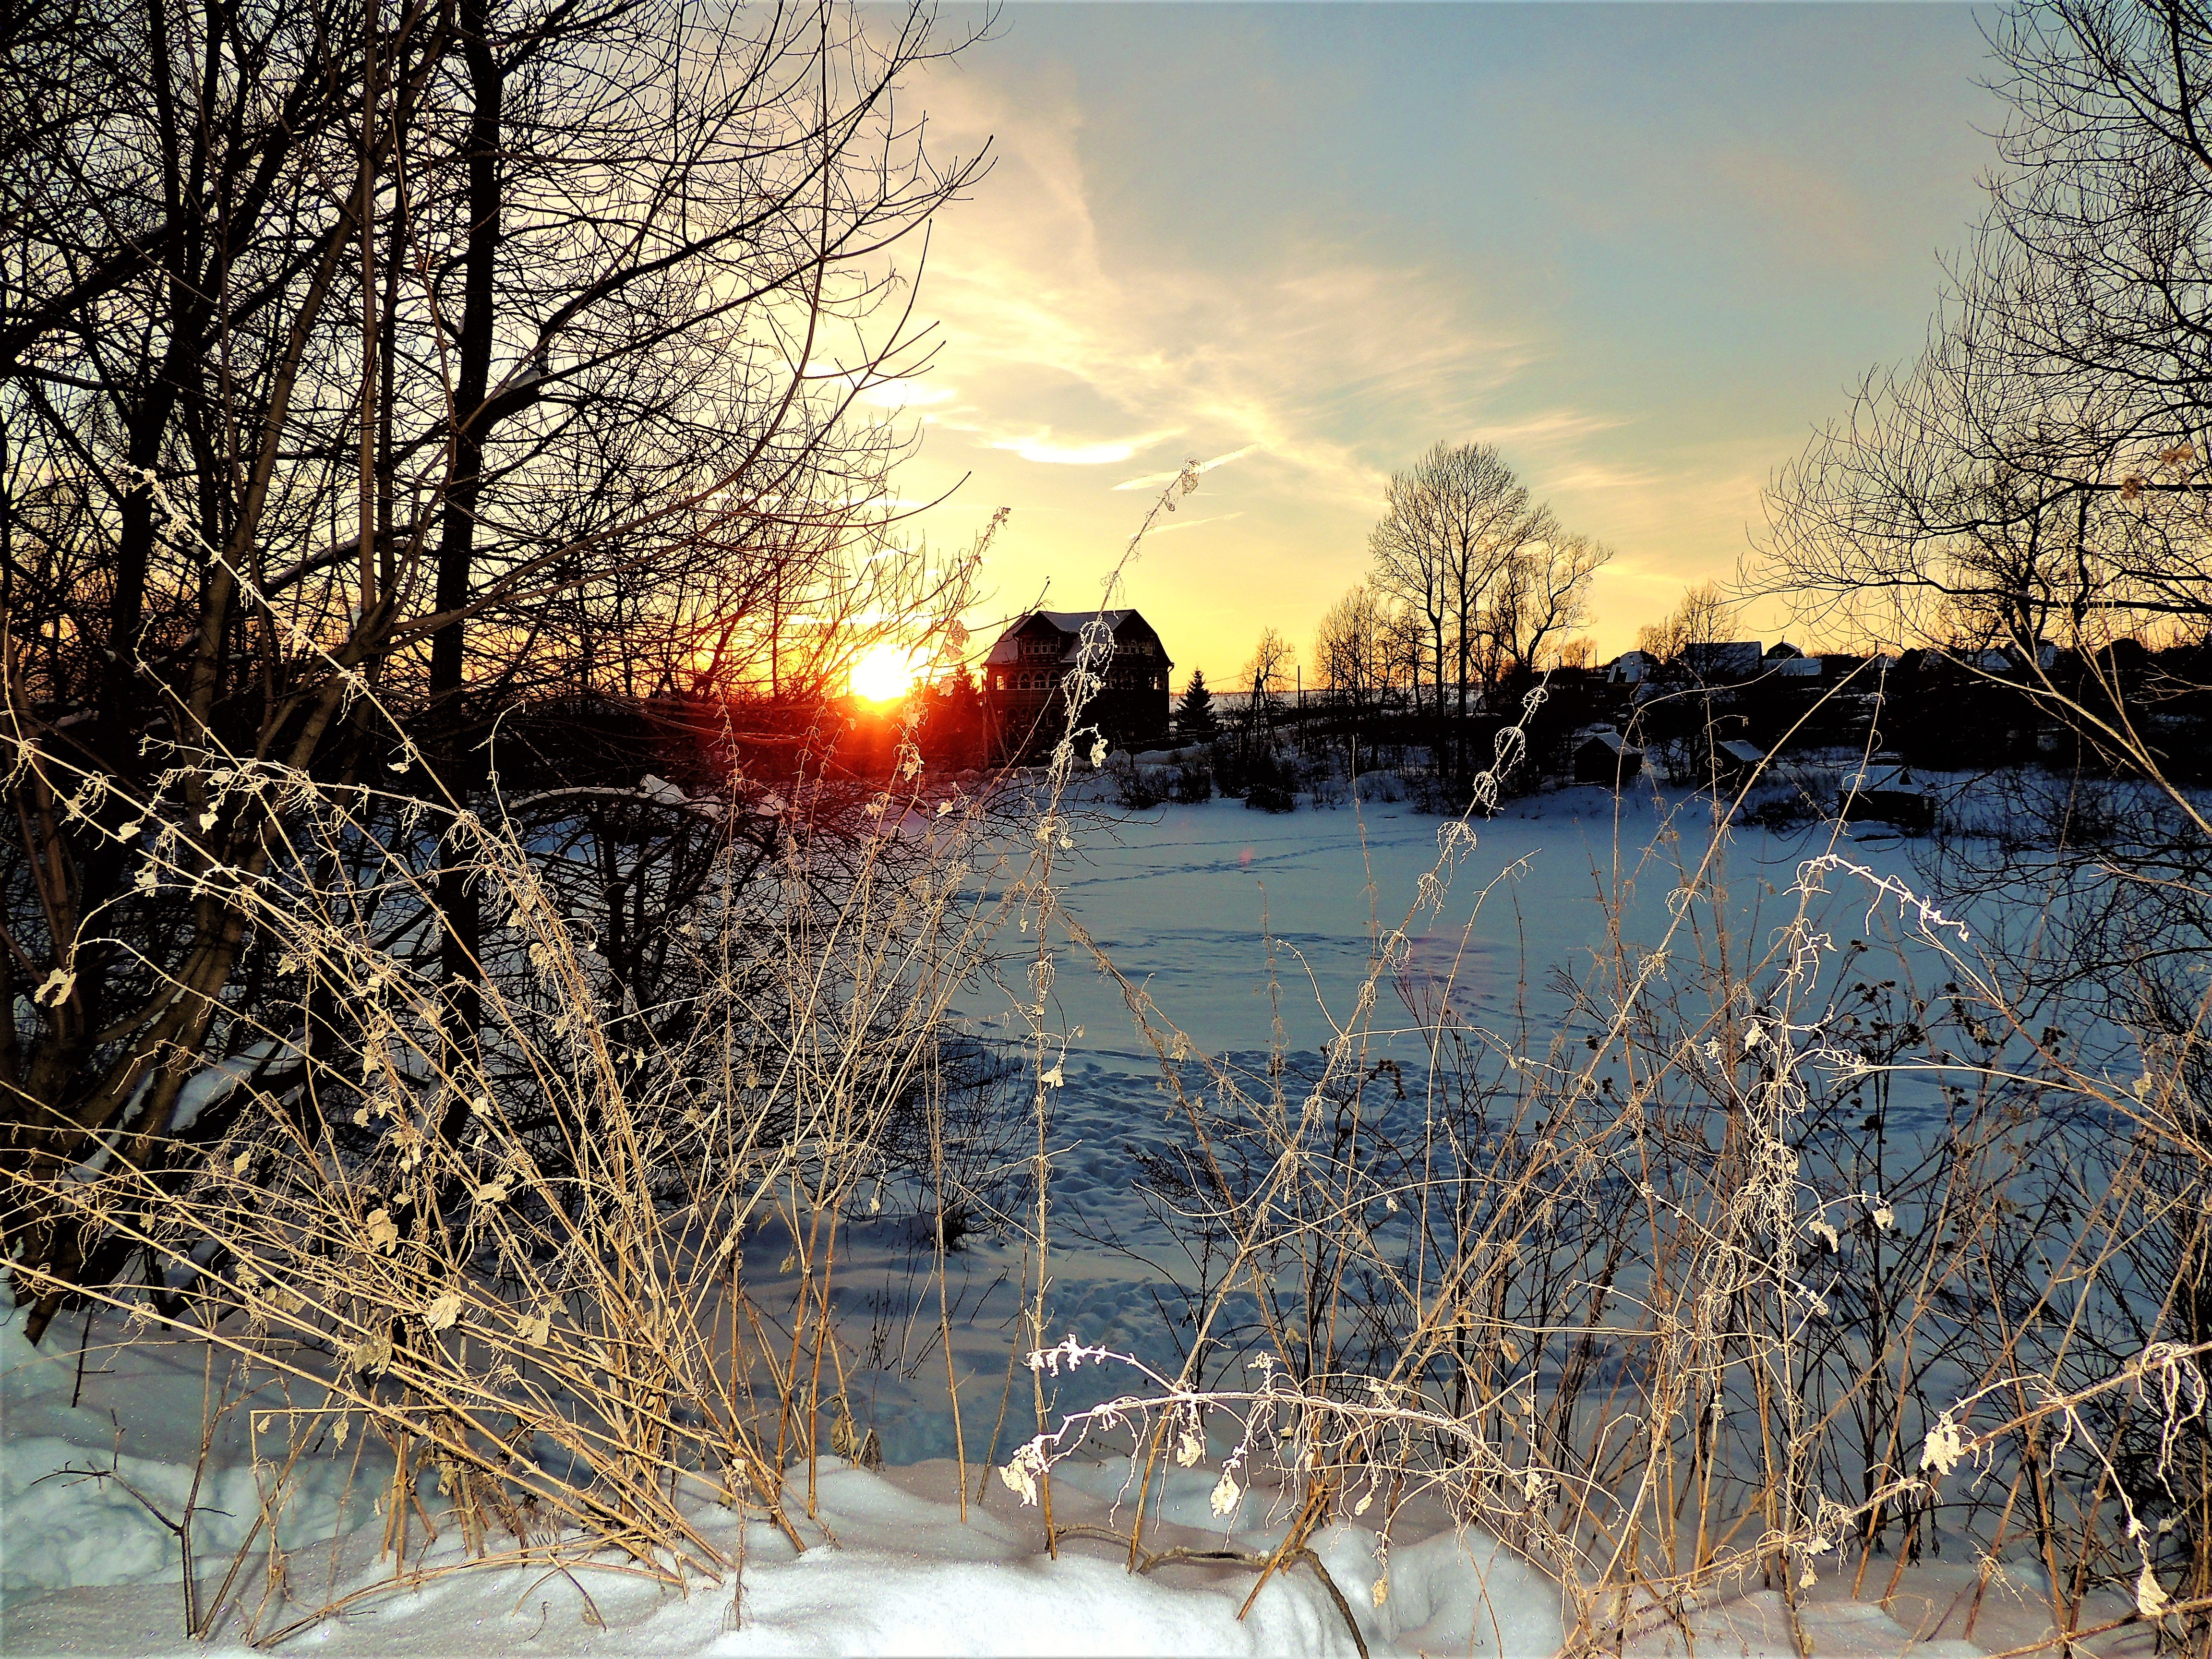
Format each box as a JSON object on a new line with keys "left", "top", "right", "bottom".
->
{"left": 1170, "top": 755, "right": 1215, "bottom": 803}
{"left": 1107, "top": 750, "right": 1170, "bottom": 810}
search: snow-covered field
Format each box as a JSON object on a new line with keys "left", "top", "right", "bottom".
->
{"left": 0, "top": 784, "right": 2135, "bottom": 1656}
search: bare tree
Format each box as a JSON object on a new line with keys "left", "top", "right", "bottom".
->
{"left": 1760, "top": 10, "right": 2212, "bottom": 1624}
{"left": 1314, "top": 583, "right": 1402, "bottom": 773}
{"left": 1635, "top": 581, "right": 1737, "bottom": 668}
{"left": 1366, "top": 442, "right": 1549, "bottom": 784}
{"left": 1238, "top": 625, "right": 1298, "bottom": 743}
{"left": 1490, "top": 530, "right": 1611, "bottom": 681}
{"left": 0, "top": 0, "right": 985, "bottom": 1334}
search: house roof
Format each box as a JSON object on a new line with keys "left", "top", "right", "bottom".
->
{"left": 1576, "top": 730, "right": 1635, "bottom": 756}
{"left": 1715, "top": 740, "right": 1766, "bottom": 766}
{"left": 1842, "top": 763, "right": 1922, "bottom": 795}
{"left": 1683, "top": 641, "right": 1766, "bottom": 679}
{"left": 984, "top": 609, "right": 1169, "bottom": 667}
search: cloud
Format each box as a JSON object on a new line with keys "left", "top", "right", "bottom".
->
{"left": 987, "top": 426, "right": 1185, "bottom": 466}
{"left": 1113, "top": 443, "right": 1264, "bottom": 492}
{"left": 858, "top": 377, "right": 960, "bottom": 411}
{"left": 901, "top": 72, "right": 1540, "bottom": 515}
{"left": 1143, "top": 510, "right": 1246, "bottom": 537}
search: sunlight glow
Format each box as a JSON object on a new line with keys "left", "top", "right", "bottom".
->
{"left": 849, "top": 642, "right": 925, "bottom": 703}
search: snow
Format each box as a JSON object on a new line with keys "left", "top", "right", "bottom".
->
{"left": 0, "top": 783, "right": 2111, "bottom": 1655}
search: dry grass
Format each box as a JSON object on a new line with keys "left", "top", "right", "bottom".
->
{"left": 6, "top": 464, "right": 2209, "bottom": 1656}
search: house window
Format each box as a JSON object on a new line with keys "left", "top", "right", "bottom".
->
{"left": 994, "top": 673, "right": 1006, "bottom": 690}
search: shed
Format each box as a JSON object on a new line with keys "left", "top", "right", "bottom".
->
{"left": 1839, "top": 760, "right": 1934, "bottom": 832}
{"left": 1703, "top": 739, "right": 1767, "bottom": 794}
{"left": 1573, "top": 729, "right": 1645, "bottom": 787}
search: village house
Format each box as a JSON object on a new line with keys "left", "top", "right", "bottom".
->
{"left": 1680, "top": 640, "right": 1767, "bottom": 683}
{"left": 1839, "top": 757, "right": 1934, "bottom": 832}
{"left": 1572, "top": 727, "right": 1646, "bottom": 787}
{"left": 1702, "top": 738, "right": 1767, "bottom": 794}
{"left": 1604, "top": 649, "right": 1660, "bottom": 685}
{"left": 982, "top": 609, "right": 1173, "bottom": 762}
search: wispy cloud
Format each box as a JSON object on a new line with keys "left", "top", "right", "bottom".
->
{"left": 987, "top": 426, "right": 1184, "bottom": 466}
{"left": 904, "top": 73, "right": 1542, "bottom": 515}
{"left": 1113, "top": 443, "right": 1264, "bottom": 492}
{"left": 1143, "top": 510, "right": 1247, "bottom": 537}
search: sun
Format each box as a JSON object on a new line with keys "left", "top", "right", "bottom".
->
{"left": 849, "top": 642, "right": 924, "bottom": 703}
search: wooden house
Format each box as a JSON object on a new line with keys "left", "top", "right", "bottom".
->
{"left": 1702, "top": 738, "right": 1767, "bottom": 794}
{"left": 982, "top": 610, "right": 1172, "bottom": 762}
{"left": 1573, "top": 729, "right": 1646, "bottom": 787}
{"left": 1839, "top": 759, "right": 1934, "bottom": 832}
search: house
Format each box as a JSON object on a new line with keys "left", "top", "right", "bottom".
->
{"left": 1681, "top": 641, "right": 1766, "bottom": 682}
{"left": 1957, "top": 641, "right": 2059, "bottom": 675}
{"left": 1605, "top": 650, "right": 1661, "bottom": 685}
{"left": 982, "top": 609, "right": 1172, "bottom": 762}
{"left": 1702, "top": 739, "right": 1767, "bottom": 794}
{"left": 1762, "top": 643, "right": 1822, "bottom": 677}
{"left": 1573, "top": 728, "right": 1645, "bottom": 787}
{"left": 1839, "top": 759, "right": 1934, "bottom": 832}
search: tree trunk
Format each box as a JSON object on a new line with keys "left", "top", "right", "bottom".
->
{"left": 429, "top": 0, "right": 501, "bottom": 1100}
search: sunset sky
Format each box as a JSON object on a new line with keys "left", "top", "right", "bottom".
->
{"left": 876, "top": 3, "right": 2006, "bottom": 685}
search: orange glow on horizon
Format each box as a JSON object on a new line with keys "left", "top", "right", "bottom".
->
{"left": 848, "top": 642, "right": 925, "bottom": 703}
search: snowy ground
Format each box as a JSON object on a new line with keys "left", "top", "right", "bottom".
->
{"left": 1, "top": 783, "right": 2137, "bottom": 1655}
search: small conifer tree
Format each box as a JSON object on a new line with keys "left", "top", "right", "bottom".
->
{"left": 1175, "top": 669, "right": 1219, "bottom": 743}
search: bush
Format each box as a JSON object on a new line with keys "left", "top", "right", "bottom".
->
{"left": 1300, "top": 756, "right": 1347, "bottom": 807}
{"left": 1170, "top": 755, "right": 1214, "bottom": 803}
{"left": 1108, "top": 751, "right": 1170, "bottom": 810}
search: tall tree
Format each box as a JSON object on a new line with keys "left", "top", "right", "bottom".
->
{"left": 1175, "top": 668, "right": 1219, "bottom": 743}
{"left": 1314, "top": 583, "right": 1400, "bottom": 773}
{"left": 1368, "top": 442, "right": 1554, "bottom": 783}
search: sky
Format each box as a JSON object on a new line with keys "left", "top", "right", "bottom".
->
{"left": 868, "top": 2, "right": 2008, "bottom": 685}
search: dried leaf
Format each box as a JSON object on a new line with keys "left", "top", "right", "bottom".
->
{"left": 363, "top": 1208, "right": 398, "bottom": 1253}
{"left": 1921, "top": 1413, "right": 1966, "bottom": 1477}
{"left": 998, "top": 1457, "right": 1039, "bottom": 1506}
{"left": 2138, "top": 1562, "right": 2172, "bottom": 1620}
{"left": 348, "top": 1333, "right": 393, "bottom": 1376}
{"left": 1210, "top": 1467, "right": 1240, "bottom": 1518}
{"left": 422, "top": 1292, "right": 463, "bottom": 1333}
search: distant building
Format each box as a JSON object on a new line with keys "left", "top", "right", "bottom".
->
{"left": 1681, "top": 641, "right": 1766, "bottom": 682}
{"left": 1763, "top": 643, "right": 1821, "bottom": 677}
{"left": 1839, "top": 759, "right": 1934, "bottom": 832}
{"left": 1573, "top": 728, "right": 1645, "bottom": 787}
{"left": 1703, "top": 738, "right": 1767, "bottom": 794}
{"left": 1605, "top": 650, "right": 1661, "bottom": 685}
{"left": 982, "top": 609, "right": 1172, "bottom": 762}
